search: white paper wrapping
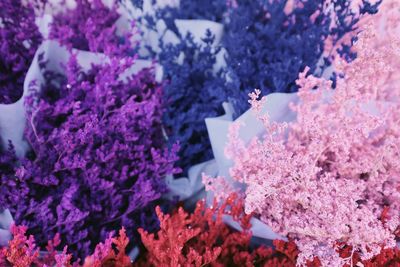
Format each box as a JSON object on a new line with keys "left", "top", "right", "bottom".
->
{"left": 142, "top": 17, "right": 228, "bottom": 202}
{"left": 170, "top": 93, "right": 300, "bottom": 241}
{"left": 0, "top": 210, "right": 13, "bottom": 246}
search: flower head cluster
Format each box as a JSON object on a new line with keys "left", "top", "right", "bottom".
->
{"left": 346, "top": 0, "right": 400, "bottom": 101}
{"left": 224, "top": 0, "right": 381, "bottom": 115}
{"left": 0, "top": 225, "right": 132, "bottom": 267}
{"left": 0, "top": 225, "right": 72, "bottom": 267}
{"left": 150, "top": 0, "right": 227, "bottom": 24}
{"left": 82, "top": 228, "right": 131, "bottom": 267}
{"left": 0, "top": 0, "right": 42, "bottom": 104}
{"left": 0, "top": 50, "right": 179, "bottom": 259}
{"left": 273, "top": 239, "right": 400, "bottom": 267}
{"left": 156, "top": 30, "right": 227, "bottom": 174}
{"left": 0, "top": 142, "right": 18, "bottom": 211}
{"left": 50, "top": 0, "right": 136, "bottom": 56}
{"left": 142, "top": 1, "right": 228, "bottom": 175}
{"left": 206, "top": 23, "right": 400, "bottom": 266}
{"left": 137, "top": 194, "right": 285, "bottom": 266}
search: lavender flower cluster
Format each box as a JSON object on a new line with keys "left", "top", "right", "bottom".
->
{"left": 0, "top": 0, "right": 42, "bottom": 104}
{"left": 49, "top": 0, "right": 135, "bottom": 56}
{"left": 4, "top": 56, "right": 177, "bottom": 258}
{"left": 223, "top": 0, "right": 380, "bottom": 114}
{"left": 0, "top": 0, "right": 178, "bottom": 259}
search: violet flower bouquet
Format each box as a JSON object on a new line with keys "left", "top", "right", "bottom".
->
{"left": 0, "top": 0, "right": 179, "bottom": 259}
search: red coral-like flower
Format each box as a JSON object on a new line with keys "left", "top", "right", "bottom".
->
{"left": 82, "top": 228, "right": 131, "bottom": 267}
{"left": 0, "top": 225, "right": 72, "bottom": 267}
{"left": 137, "top": 194, "right": 296, "bottom": 266}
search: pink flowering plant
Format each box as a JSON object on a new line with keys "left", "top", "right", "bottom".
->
{"left": 204, "top": 24, "right": 400, "bottom": 266}
{"left": 353, "top": 0, "right": 400, "bottom": 102}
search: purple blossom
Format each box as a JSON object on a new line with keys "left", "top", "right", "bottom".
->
{"left": 0, "top": 49, "right": 179, "bottom": 259}
{"left": 0, "top": 142, "right": 18, "bottom": 211}
{"left": 0, "top": 1, "right": 180, "bottom": 258}
{"left": 0, "top": 0, "right": 42, "bottom": 104}
{"left": 49, "top": 0, "right": 136, "bottom": 57}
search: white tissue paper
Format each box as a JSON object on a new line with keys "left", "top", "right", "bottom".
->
{"left": 204, "top": 93, "right": 300, "bottom": 241}
{"left": 142, "top": 16, "right": 226, "bottom": 200}
{"left": 150, "top": 18, "right": 227, "bottom": 201}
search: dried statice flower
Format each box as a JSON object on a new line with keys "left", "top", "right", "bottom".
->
{"left": 136, "top": 194, "right": 277, "bottom": 267}
{"left": 146, "top": 0, "right": 379, "bottom": 174}
{"left": 350, "top": 0, "right": 400, "bottom": 101}
{"left": 150, "top": 0, "right": 227, "bottom": 25}
{"left": 206, "top": 22, "right": 400, "bottom": 266}
{"left": 131, "top": 0, "right": 144, "bottom": 9}
{"left": 0, "top": 225, "right": 72, "bottom": 267}
{"left": 142, "top": 2, "right": 227, "bottom": 174}
{"left": 0, "top": 52, "right": 179, "bottom": 259}
{"left": 82, "top": 228, "right": 131, "bottom": 267}
{"left": 224, "top": 0, "right": 381, "bottom": 115}
{"left": 273, "top": 238, "right": 400, "bottom": 267}
{"left": 0, "top": 142, "right": 18, "bottom": 211}
{"left": 157, "top": 31, "right": 227, "bottom": 174}
{"left": 0, "top": 0, "right": 42, "bottom": 104}
{"left": 50, "top": 0, "right": 136, "bottom": 56}
{"left": 0, "top": 225, "right": 129, "bottom": 267}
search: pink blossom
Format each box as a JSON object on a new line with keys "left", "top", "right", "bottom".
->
{"left": 205, "top": 20, "right": 400, "bottom": 266}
